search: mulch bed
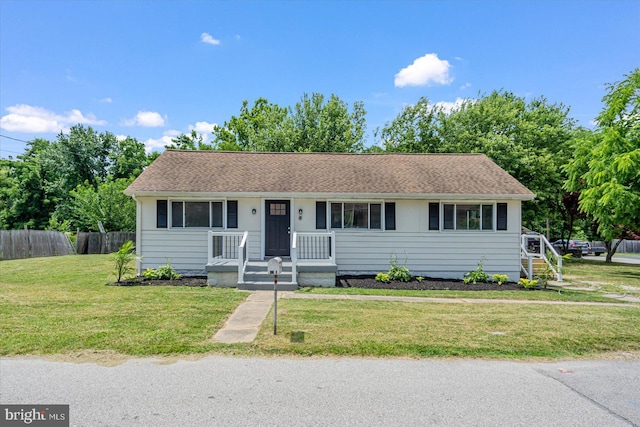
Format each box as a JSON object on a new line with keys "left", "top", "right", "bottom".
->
{"left": 337, "top": 275, "right": 532, "bottom": 291}
{"left": 108, "top": 276, "right": 208, "bottom": 287}
{"left": 109, "top": 275, "right": 534, "bottom": 291}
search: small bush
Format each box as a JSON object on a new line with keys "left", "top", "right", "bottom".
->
{"left": 142, "top": 262, "right": 181, "bottom": 280}
{"left": 492, "top": 274, "right": 509, "bottom": 286}
{"left": 519, "top": 278, "right": 539, "bottom": 289}
{"left": 463, "top": 261, "right": 490, "bottom": 284}
{"left": 387, "top": 252, "right": 412, "bottom": 282}
{"left": 375, "top": 272, "right": 390, "bottom": 283}
{"left": 416, "top": 276, "right": 424, "bottom": 283}
{"left": 113, "top": 241, "right": 137, "bottom": 283}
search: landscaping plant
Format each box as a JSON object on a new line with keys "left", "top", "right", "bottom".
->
{"left": 142, "top": 261, "right": 182, "bottom": 280}
{"left": 519, "top": 278, "right": 539, "bottom": 289}
{"left": 113, "top": 240, "right": 137, "bottom": 283}
{"left": 492, "top": 274, "right": 509, "bottom": 286}
{"left": 463, "top": 260, "right": 490, "bottom": 284}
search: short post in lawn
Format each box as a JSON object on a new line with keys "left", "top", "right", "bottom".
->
{"left": 267, "top": 257, "right": 283, "bottom": 335}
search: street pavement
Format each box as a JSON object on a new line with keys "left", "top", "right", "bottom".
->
{"left": 1, "top": 356, "right": 638, "bottom": 426}
{"left": 587, "top": 255, "right": 640, "bottom": 265}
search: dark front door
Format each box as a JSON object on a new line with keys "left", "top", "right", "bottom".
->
{"left": 265, "top": 200, "right": 290, "bottom": 257}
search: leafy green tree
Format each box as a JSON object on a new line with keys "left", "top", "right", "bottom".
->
{"left": 565, "top": 69, "right": 640, "bottom": 261}
{"left": 290, "top": 93, "right": 366, "bottom": 152}
{"left": 380, "top": 91, "right": 578, "bottom": 235}
{"left": 110, "top": 136, "right": 152, "bottom": 178}
{"left": 165, "top": 130, "right": 214, "bottom": 151}
{"left": 211, "top": 93, "right": 366, "bottom": 153}
{"left": 55, "top": 178, "right": 136, "bottom": 232}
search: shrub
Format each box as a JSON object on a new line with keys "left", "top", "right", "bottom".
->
{"left": 387, "top": 252, "right": 412, "bottom": 282}
{"left": 463, "top": 261, "right": 490, "bottom": 284}
{"left": 416, "top": 276, "right": 424, "bottom": 283}
{"left": 375, "top": 272, "right": 390, "bottom": 283}
{"left": 112, "top": 240, "right": 137, "bottom": 283}
{"left": 519, "top": 278, "right": 539, "bottom": 289}
{"left": 492, "top": 274, "right": 509, "bottom": 286}
{"left": 142, "top": 262, "right": 181, "bottom": 280}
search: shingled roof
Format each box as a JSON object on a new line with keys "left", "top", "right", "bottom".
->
{"left": 125, "top": 151, "right": 535, "bottom": 199}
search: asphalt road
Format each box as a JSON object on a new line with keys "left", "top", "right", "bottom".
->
{"left": 587, "top": 255, "right": 640, "bottom": 265}
{"left": 1, "top": 357, "right": 639, "bottom": 426}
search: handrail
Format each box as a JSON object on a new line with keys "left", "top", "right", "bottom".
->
{"left": 520, "top": 233, "right": 562, "bottom": 281}
{"left": 238, "top": 231, "right": 248, "bottom": 284}
{"left": 291, "top": 231, "right": 298, "bottom": 285}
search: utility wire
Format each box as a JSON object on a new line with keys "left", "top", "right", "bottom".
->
{"left": 0, "top": 134, "right": 30, "bottom": 143}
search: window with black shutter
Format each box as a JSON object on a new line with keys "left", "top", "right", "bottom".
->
{"left": 157, "top": 200, "right": 167, "bottom": 228}
{"left": 497, "top": 203, "right": 508, "bottom": 230}
{"left": 428, "top": 203, "right": 439, "bottom": 230}
{"left": 227, "top": 201, "right": 238, "bottom": 229}
{"left": 385, "top": 202, "right": 396, "bottom": 230}
{"left": 316, "top": 202, "right": 327, "bottom": 230}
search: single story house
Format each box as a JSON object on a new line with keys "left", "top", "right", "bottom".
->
{"left": 124, "top": 150, "right": 535, "bottom": 289}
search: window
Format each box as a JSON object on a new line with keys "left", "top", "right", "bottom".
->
{"left": 169, "top": 201, "right": 234, "bottom": 228}
{"left": 157, "top": 200, "right": 168, "bottom": 228}
{"left": 330, "top": 202, "right": 384, "bottom": 230}
{"left": 443, "top": 203, "right": 496, "bottom": 231}
{"left": 316, "top": 202, "right": 327, "bottom": 230}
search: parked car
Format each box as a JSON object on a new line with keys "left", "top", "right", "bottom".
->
{"left": 551, "top": 239, "right": 586, "bottom": 257}
{"left": 584, "top": 242, "right": 606, "bottom": 256}
{"left": 523, "top": 234, "right": 541, "bottom": 253}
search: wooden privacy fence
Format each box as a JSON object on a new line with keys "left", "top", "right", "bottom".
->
{"left": 0, "top": 230, "right": 75, "bottom": 260}
{"left": 593, "top": 240, "right": 640, "bottom": 254}
{"left": 76, "top": 231, "right": 136, "bottom": 254}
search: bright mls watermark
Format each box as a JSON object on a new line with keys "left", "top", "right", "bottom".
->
{"left": 1, "top": 405, "right": 69, "bottom": 426}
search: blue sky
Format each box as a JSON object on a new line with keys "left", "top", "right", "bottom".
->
{"left": 1, "top": 1, "right": 638, "bottom": 157}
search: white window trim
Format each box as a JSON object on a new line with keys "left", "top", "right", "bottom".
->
{"left": 167, "top": 199, "right": 228, "bottom": 230}
{"left": 328, "top": 200, "right": 386, "bottom": 231}
{"left": 440, "top": 202, "right": 498, "bottom": 232}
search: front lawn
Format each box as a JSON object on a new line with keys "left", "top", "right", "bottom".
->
{"left": 1, "top": 255, "right": 639, "bottom": 360}
{"left": 0, "top": 255, "right": 248, "bottom": 355}
{"left": 562, "top": 257, "right": 640, "bottom": 295}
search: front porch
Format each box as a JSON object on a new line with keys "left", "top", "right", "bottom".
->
{"left": 206, "top": 231, "right": 337, "bottom": 290}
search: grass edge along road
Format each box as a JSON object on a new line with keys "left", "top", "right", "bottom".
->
{"left": 1, "top": 255, "right": 639, "bottom": 360}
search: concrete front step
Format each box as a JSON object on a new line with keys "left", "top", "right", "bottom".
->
{"left": 238, "top": 281, "right": 298, "bottom": 291}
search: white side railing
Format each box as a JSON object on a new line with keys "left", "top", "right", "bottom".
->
{"left": 207, "top": 231, "right": 246, "bottom": 263}
{"left": 521, "top": 234, "right": 562, "bottom": 281}
{"left": 238, "top": 231, "right": 248, "bottom": 284}
{"left": 291, "top": 231, "right": 336, "bottom": 285}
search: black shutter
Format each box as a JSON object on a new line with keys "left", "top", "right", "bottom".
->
{"left": 156, "top": 200, "right": 167, "bottom": 228}
{"left": 316, "top": 201, "right": 327, "bottom": 229}
{"left": 385, "top": 202, "right": 396, "bottom": 230}
{"left": 227, "top": 201, "right": 238, "bottom": 229}
{"left": 428, "top": 203, "right": 439, "bottom": 230}
{"left": 497, "top": 203, "right": 508, "bottom": 230}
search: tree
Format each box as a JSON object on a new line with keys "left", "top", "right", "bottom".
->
{"left": 57, "top": 178, "right": 137, "bottom": 232}
{"left": 211, "top": 93, "right": 366, "bottom": 153}
{"left": 165, "top": 130, "right": 214, "bottom": 151}
{"left": 565, "top": 69, "right": 640, "bottom": 262}
{"left": 380, "top": 91, "right": 578, "bottom": 235}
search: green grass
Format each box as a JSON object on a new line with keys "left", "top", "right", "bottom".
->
{"left": 255, "top": 299, "right": 640, "bottom": 359}
{"left": 297, "top": 286, "right": 619, "bottom": 302}
{"left": 562, "top": 258, "right": 640, "bottom": 295}
{"left": 0, "top": 255, "right": 248, "bottom": 356}
{"left": 1, "top": 255, "right": 639, "bottom": 360}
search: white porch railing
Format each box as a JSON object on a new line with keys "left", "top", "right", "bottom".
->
{"left": 207, "top": 230, "right": 249, "bottom": 284}
{"left": 291, "top": 231, "right": 336, "bottom": 285}
{"left": 521, "top": 233, "right": 562, "bottom": 281}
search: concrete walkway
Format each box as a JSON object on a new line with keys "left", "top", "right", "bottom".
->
{"left": 212, "top": 289, "right": 638, "bottom": 344}
{"left": 212, "top": 291, "right": 279, "bottom": 343}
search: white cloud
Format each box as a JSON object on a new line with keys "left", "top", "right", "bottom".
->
{"left": 142, "top": 129, "right": 182, "bottom": 153}
{"left": 123, "top": 111, "right": 165, "bottom": 127}
{"left": 394, "top": 53, "right": 453, "bottom": 87}
{"left": 100, "top": 97, "right": 113, "bottom": 103}
{"left": 201, "top": 32, "right": 221, "bottom": 45}
{"left": 0, "top": 104, "right": 106, "bottom": 133}
{"left": 459, "top": 83, "right": 471, "bottom": 90}
{"left": 188, "top": 121, "right": 217, "bottom": 143}
{"left": 433, "top": 98, "right": 468, "bottom": 114}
